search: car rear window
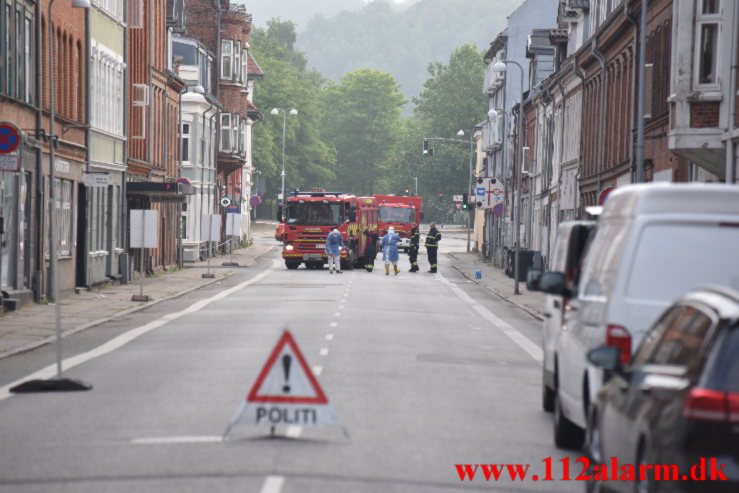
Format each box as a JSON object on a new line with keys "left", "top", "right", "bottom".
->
{"left": 704, "top": 324, "right": 739, "bottom": 393}
{"left": 626, "top": 223, "right": 739, "bottom": 302}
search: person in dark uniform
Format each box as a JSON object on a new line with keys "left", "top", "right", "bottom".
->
{"left": 408, "top": 227, "right": 420, "bottom": 272}
{"left": 363, "top": 228, "right": 379, "bottom": 272}
{"left": 425, "top": 222, "right": 442, "bottom": 273}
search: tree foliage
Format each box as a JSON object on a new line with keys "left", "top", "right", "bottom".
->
{"left": 250, "top": 20, "right": 335, "bottom": 209}
{"left": 320, "top": 69, "right": 406, "bottom": 196}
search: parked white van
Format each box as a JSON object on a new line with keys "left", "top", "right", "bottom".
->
{"left": 537, "top": 183, "right": 739, "bottom": 449}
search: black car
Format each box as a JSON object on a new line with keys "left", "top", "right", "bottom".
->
{"left": 586, "top": 286, "right": 739, "bottom": 493}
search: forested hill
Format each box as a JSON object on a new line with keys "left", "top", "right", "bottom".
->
{"left": 297, "top": 0, "right": 522, "bottom": 102}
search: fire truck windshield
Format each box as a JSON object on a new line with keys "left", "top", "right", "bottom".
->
{"left": 379, "top": 206, "right": 413, "bottom": 223}
{"left": 285, "top": 202, "right": 344, "bottom": 226}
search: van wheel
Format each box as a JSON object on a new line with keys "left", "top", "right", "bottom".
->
{"left": 542, "top": 371, "right": 555, "bottom": 413}
{"left": 285, "top": 260, "right": 301, "bottom": 270}
{"left": 553, "top": 390, "right": 585, "bottom": 449}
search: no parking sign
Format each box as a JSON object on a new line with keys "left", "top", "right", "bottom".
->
{"left": 0, "top": 122, "right": 22, "bottom": 172}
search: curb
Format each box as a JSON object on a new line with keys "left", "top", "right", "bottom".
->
{"left": 446, "top": 252, "right": 544, "bottom": 322}
{"left": 0, "top": 245, "right": 274, "bottom": 360}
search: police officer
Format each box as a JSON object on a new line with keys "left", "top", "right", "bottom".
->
{"left": 408, "top": 227, "right": 420, "bottom": 272}
{"left": 425, "top": 222, "right": 442, "bottom": 273}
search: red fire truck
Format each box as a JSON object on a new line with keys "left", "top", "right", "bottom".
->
{"left": 280, "top": 191, "right": 379, "bottom": 270}
{"left": 375, "top": 195, "right": 422, "bottom": 253}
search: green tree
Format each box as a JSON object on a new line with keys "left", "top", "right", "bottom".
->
{"left": 319, "top": 69, "right": 406, "bottom": 196}
{"left": 411, "top": 44, "right": 487, "bottom": 222}
{"left": 250, "top": 19, "right": 336, "bottom": 211}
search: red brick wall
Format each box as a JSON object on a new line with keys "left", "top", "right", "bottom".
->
{"left": 690, "top": 102, "right": 720, "bottom": 128}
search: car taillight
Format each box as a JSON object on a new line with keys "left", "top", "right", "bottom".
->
{"left": 684, "top": 388, "right": 728, "bottom": 422}
{"left": 727, "top": 392, "right": 739, "bottom": 423}
{"left": 605, "top": 325, "right": 631, "bottom": 365}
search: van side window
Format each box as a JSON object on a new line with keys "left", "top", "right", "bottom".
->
{"left": 578, "top": 221, "right": 628, "bottom": 298}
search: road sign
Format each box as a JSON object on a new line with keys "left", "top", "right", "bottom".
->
{"left": 84, "top": 173, "right": 110, "bottom": 187}
{"left": 0, "top": 122, "right": 21, "bottom": 171}
{"left": 177, "top": 177, "right": 191, "bottom": 185}
{"left": 249, "top": 195, "right": 262, "bottom": 207}
{"left": 599, "top": 186, "right": 616, "bottom": 205}
{"left": 493, "top": 203, "right": 505, "bottom": 216}
{"left": 225, "top": 205, "right": 240, "bottom": 213}
{"left": 474, "top": 177, "right": 505, "bottom": 210}
{"left": 224, "top": 330, "right": 342, "bottom": 436}
{"left": 454, "top": 203, "right": 461, "bottom": 211}
{"left": 220, "top": 196, "right": 231, "bottom": 207}
{"left": 452, "top": 194, "right": 463, "bottom": 203}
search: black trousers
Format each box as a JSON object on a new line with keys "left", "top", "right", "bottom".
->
{"left": 364, "top": 249, "right": 376, "bottom": 270}
{"left": 426, "top": 247, "right": 438, "bottom": 271}
{"left": 409, "top": 247, "right": 418, "bottom": 268}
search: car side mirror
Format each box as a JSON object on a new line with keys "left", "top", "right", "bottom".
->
{"left": 538, "top": 272, "right": 568, "bottom": 296}
{"left": 587, "top": 346, "right": 622, "bottom": 373}
{"left": 526, "top": 269, "right": 543, "bottom": 291}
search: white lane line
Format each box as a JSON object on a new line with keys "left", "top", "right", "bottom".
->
{"left": 339, "top": 305, "right": 344, "bottom": 309}
{"left": 0, "top": 266, "right": 276, "bottom": 402}
{"left": 438, "top": 273, "right": 543, "bottom": 363}
{"left": 313, "top": 365, "right": 323, "bottom": 376}
{"left": 319, "top": 347, "right": 329, "bottom": 356}
{"left": 341, "top": 298, "right": 347, "bottom": 303}
{"left": 132, "top": 435, "right": 223, "bottom": 444}
{"left": 260, "top": 475, "right": 285, "bottom": 493}
{"left": 334, "top": 312, "right": 341, "bottom": 317}
{"left": 330, "top": 321, "right": 338, "bottom": 328}
{"left": 326, "top": 333, "right": 334, "bottom": 340}
{"left": 285, "top": 426, "right": 303, "bottom": 438}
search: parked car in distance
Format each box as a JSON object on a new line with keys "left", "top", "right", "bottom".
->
{"left": 538, "top": 183, "right": 739, "bottom": 450}
{"left": 527, "top": 220, "right": 596, "bottom": 413}
{"left": 586, "top": 286, "right": 739, "bottom": 493}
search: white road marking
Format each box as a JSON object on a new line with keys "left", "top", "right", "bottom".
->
{"left": 319, "top": 347, "right": 329, "bottom": 356}
{"left": 260, "top": 475, "right": 285, "bottom": 493}
{"left": 0, "top": 266, "right": 276, "bottom": 402}
{"left": 438, "top": 273, "right": 543, "bottom": 363}
{"left": 132, "top": 435, "right": 223, "bottom": 444}
{"left": 326, "top": 333, "right": 334, "bottom": 340}
{"left": 313, "top": 365, "right": 323, "bottom": 376}
{"left": 285, "top": 426, "right": 302, "bottom": 438}
{"left": 341, "top": 298, "right": 347, "bottom": 303}
{"left": 330, "top": 322, "right": 338, "bottom": 328}
{"left": 339, "top": 305, "right": 344, "bottom": 309}
{"left": 334, "top": 312, "right": 341, "bottom": 317}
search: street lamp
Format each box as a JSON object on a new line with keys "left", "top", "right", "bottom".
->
{"left": 11, "top": 0, "right": 93, "bottom": 394}
{"left": 270, "top": 107, "right": 298, "bottom": 206}
{"left": 457, "top": 129, "right": 474, "bottom": 253}
{"left": 492, "top": 59, "right": 525, "bottom": 295}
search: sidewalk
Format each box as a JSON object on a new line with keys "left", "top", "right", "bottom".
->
{"left": 447, "top": 251, "right": 546, "bottom": 321}
{"left": 0, "top": 243, "right": 274, "bottom": 360}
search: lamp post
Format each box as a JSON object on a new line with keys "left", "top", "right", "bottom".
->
{"left": 11, "top": 0, "right": 93, "bottom": 393}
{"left": 492, "top": 59, "right": 525, "bottom": 295}
{"left": 457, "top": 129, "right": 474, "bottom": 252}
{"left": 270, "top": 107, "right": 297, "bottom": 206}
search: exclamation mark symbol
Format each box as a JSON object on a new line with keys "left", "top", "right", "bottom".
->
{"left": 282, "top": 354, "right": 292, "bottom": 393}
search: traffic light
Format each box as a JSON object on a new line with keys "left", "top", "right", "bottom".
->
{"left": 461, "top": 193, "right": 469, "bottom": 210}
{"left": 423, "top": 139, "right": 434, "bottom": 156}
{"left": 438, "top": 193, "right": 443, "bottom": 201}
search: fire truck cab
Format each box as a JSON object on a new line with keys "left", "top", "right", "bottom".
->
{"left": 280, "top": 191, "right": 379, "bottom": 270}
{"left": 375, "top": 195, "right": 422, "bottom": 253}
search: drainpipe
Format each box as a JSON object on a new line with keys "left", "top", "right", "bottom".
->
{"left": 33, "top": 4, "right": 44, "bottom": 301}
{"left": 176, "top": 83, "right": 186, "bottom": 267}
{"left": 624, "top": 0, "right": 639, "bottom": 179}
{"left": 201, "top": 98, "right": 216, "bottom": 259}
{"left": 148, "top": 0, "right": 153, "bottom": 168}
{"left": 121, "top": 7, "right": 129, "bottom": 282}
{"left": 634, "top": 0, "right": 648, "bottom": 183}
{"left": 573, "top": 53, "right": 586, "bottom": 217}
{"left": 726, "top": 1, "right": 739, "bottom": 183}
{"left": 556, "top": 78, "right": 566, "bottom": 228}
{"left": 591, "top": 39, "right": 607, "bottom": 196}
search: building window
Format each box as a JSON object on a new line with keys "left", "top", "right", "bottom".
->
{"left": 221, "top": 40, "right": 232, "bottom": 79}
{"left": 233, "top": 114, "right": 239, "bottom": 154}
{"left": 91, "top": 43, "right": 125, "bottom": 136}
{"left": 233, "top": 42, "right": 240, "bottom": 82}
{"left": 695, "top": 0, "right": 721, "bottom": 87}
{"left": 220, "top": 113, "right": 231, "bottom": 152}
{"left": 241, "top": 48, "right": 247, "bottom": 85}
{"left": 55, "top": 178, "right": 73, "bottom": 256}
{"left": 181, "top": 122, "right": 190, "bottom": 163}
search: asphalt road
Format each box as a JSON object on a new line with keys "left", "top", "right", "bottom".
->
{"left": 0, "top": 230, "right": 580, "bottom": 492}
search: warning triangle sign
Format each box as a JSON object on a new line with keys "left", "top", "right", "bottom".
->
{"left": 246, "top": 330, "right": 328, "bottom": 404}
{"left": 224, "top": 330, "right": 343, "bottom": 437}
